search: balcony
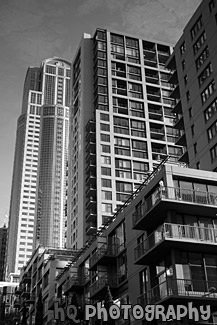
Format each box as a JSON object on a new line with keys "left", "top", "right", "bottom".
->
{"left": 85, "top": 151, "right": 96, "bottom": 163}
{"left": 63, "top": 274, "right": 89, "bottom": 294}
{"left": 89, "top": 243, "right": 118, "bottom": 269}
{"left": 150, "top": 127, "right": 165, "bottom": 140}
{"left": 26, "top": 294, "right": 36, "bottom": 305}
{"left": 173, "top": 114, "right": 184, "bottom": 129}
{"left": 85, "top": 185, "right": 96, "bottom": 198}
{"left": 138, "top": 278, "right": 217, "bottom": 306}
{"left": 175, "top": 131, "right": 186, "bottom": 146}
{"left": 21, "top": 271, "right": 31, "bottom": 283}
{"left": 147, "top": 89, "right": 161, "bottom": 102}
{"left": 135, "top": 223, "right": 217, "bottom": 265}
{"left": 178, "top": 148, "right": 189, "bottom": 164}
{"left": 86, "top": 222, "right": 97, "bottom": 236}
{"left": 85, "top": 120, "right": 96, "bottom": 133}
{"left": 172, "top": 99, "right": 182, "bottom": 114}
{"left": 144, "top": 58, "right": 157, "bottom": 68}
{"left": 170, "top": 85, "right": 180, "bottom": 99}
{"left": 132, "top": 186, "right": 217, "bottom": 231}
{"left": 21, "top": 290, "right": 30, "bottom": 300}
{"left": 13, "top": 297, "right": 21, "bottom": 308}
{"left": 89, "top": 274, "right": 119, "bottom": 299}
{"left": 148, "top": 107, "right": 163, "bottom": 121}
{"left": 168, "top": 70, "right": 178, "bottom": 84}
{"left": 85, "top": 173, "right": 96, "bottom": 186}
{"left": 85, "top": 130, "right": 96, "bottom": 142}
{"left": 85, "top": 197, "right": 97, "bottom": 210}
{"left": 85, "top": 141, "right": 96, "bottom": 152}
{"left": 85, "top": 210, "right": 97, "bottom": 223}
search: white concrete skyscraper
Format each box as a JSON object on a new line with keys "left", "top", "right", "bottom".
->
{"left": 67, "top": 30, "right": 184, "bottom": 249}
{"left": 6, "top": 57, "right": 71, "bottom": 278}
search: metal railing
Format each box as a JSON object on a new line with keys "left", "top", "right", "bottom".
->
{"left": 133, "top": 186, "right": 217, "bottom": 227}
{"left": 135, "top": 222, "right": 217, "bottom": 261}
{"left": 138, "top": 278, "right": 217, "bottom": 305}
{"left": 89, "top": 243, "right": 120, "bottom": 268}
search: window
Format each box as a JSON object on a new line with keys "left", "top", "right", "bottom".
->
{"left": 114, "top": 137, "right": 130, "bottom": 147}
{"left": 198, "top": 63, "right": 212, "bottom": 87}
{"left": 196, "top": 47, "right": 209, "bottom": 70}
{"left": 194, "top": 143, "right": 197, "bottom": 155}
{"left": 131, "top": 119, "right": 146, "bottom": 137}
{"left": 184, "top": 75, "right": 188, "bottom": 86}
{"left": 102, "top": 179, "right": 112, "bottom": 188}
{"left": 116, "top": 181, "right": 133, "bottom": 193}
{"left": 100, "top": 123, "right": 110, "bottom": 132}
{"left": 133, "top": 161, "right": 149, "bottom": 172}
{"left": 182, "top": 60, "right": 186, "bottom": 70}
{"left": 128, "top": 82, "right": 143, "bottom": 99}
{"left": 100, "top": 113, "right": 109, "bottom": 121}
{"left": 186, "top": 91, "right": 190, "bottom": 102}
{"left": 201, "top": 80, "right": 216, "bottom": 104}
{"left": 130, "top": 100, "right": 144, "bottom": 118}
{"left": 180, "top": 42, "right": 186, "bottom": 55}
{"left": 190, "top": 16, "right": 203, "bottom": 39}
{"left": 101, "top": 167, "right": 111, "bottom": 176}
{"left": 101, "top": 144, "right": 110, "bottom": 153}
{"left": 102, "top": 203, "right": 112, "bottom": 213}
{"left": 191, "top": 125, "right": 194, "bottom": 136}
{"left": 189, "top": 107, "right": 192, "bottom": 118}
{"left": 210, "top": 143, "right": 217, "bottom": 161}
{"left": 101, "top": 156, "right": 111, "bottom": 164}
{"left": 102, "top": 191, "right": 112, "bottom": 200}
{"left": 100, "top": 134, "right": 110, "bottom": 142}
{"left": 115, "top": 159, "right": 131, "bottom": 170}
{"left": 132, "top": 140, "right": 147, "bottom": 151}
{"left": 193, "top": 32, "right": 206, "bottom": 55}
{"left": 204, "top": 97, "right": 217, "bottom": 121}
{"left": 207, "top": 120, "right": 217, "bottom": 141}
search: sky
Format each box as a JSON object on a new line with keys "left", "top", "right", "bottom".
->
{"left": 0, "top": 0, "right": 202, "bottom": 227}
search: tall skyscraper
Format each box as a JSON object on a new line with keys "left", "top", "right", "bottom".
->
{"left": 67, "top": 30, "right": 183, "bottom": 249}
{"left": 166, "top": 0, "right": 217, "bottom": 170}
{"left": 6, "top": 57, "right": 71, "bottom": 277}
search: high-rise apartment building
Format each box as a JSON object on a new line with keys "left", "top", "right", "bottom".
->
{"left": 67, "top": 30, "right": 183, "bottom": 249}
{"left": 166, "top": 0, "right": 217, "bottom": 170}
{"left": 6, "top": 57, "right": 71, "bottom": 277}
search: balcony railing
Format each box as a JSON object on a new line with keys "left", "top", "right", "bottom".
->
{"left": 138, "top": 278, "right": 217, "bottom": 305}
{"left": 63, "top": 274, "right": 90, "bottom": 294}
{"left": 89, "top": 273, "right": 119, "bottom": 297}
{"left": 89, "top": 243, "right": 119, "bottom": 269}
{"left": 135, "top": 222, "right": 217, "bottom": 262}
{"left": 132, "top": 187, "right": 217, "bottom": 228}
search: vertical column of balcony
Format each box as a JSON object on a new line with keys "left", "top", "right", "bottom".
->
{"left": 85, "top": 120, "right": 97, "bottom": 236}
{"left": 166, "top": 54, "right": 188, "bottom": 164}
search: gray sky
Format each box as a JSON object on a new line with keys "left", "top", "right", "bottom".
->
{"left": 0, "top": 0, "right": 201, "bottom": 226}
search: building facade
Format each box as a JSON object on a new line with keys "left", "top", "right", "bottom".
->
{"left": 52, "top": 163, "right": 217, "bottom": 324}
{"left": 6, "top": 57, "right": 71, "bottom": 277}
{"left": 13, "top": 246, "right": 76, "bottom": 325}
{"left": 166, "top": 0, "right": 217, "bottom": 170}
{"left": 67, "top": 29, "right": 184, "bottom": 249}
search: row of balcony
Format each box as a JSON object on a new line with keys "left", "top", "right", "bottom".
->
{"left": 133, "top": 186, "right": 217, "bottom": 230}
{"left": 89, "top": 242, "right": 125, "bottom": 269}
{"left": 135, "top": 222, "right": 217, "bottom": 265}
{"left": 138, "top": 278, "right": 217, "bottom": 305}
{"left": 63, "top": 274, "right": 90, "bottom": 294}
{"left": 89, "top": 272, "right": 127, "bottom": 299}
